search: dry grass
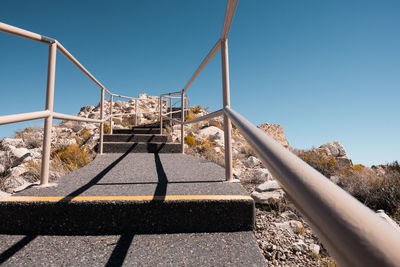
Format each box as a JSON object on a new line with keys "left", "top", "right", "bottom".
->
{"left": 52, "top": 143, "right": 93, "bottom": 172}
{"left": 295, "top": 149, "right": 337, "bottom": 177}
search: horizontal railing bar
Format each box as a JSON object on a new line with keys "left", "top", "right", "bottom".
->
{"left": 0, "top": 22, "right": 55, "bottom": 44}
{"left": 161, "top": 109, "right": 223, "bottom": 126}
{"left": 183, "top": 109, "right": 223, "bottom": 125}
{"left": 53, "top": 112, "right": 103, "bottom": 123}
{"left": 160, "top": 91, "right": 182, "bottom": 97}
{"left": 161, "top": 115, "right": 181, "bottom": 124}
{"left": 55, "top": 41, "right": 112, "bottom": 95}
{"left": 112, "top": 94, "right": 134, "bottom": 100}
{"left": 0, "top": 110, "right": 51, "bottom": 125}
{"left": 182, "top": 39, "right": 221, "bottom": 93}
{"left": 224, "top": 107, "right": 400, "bottom": 267}
{"left": 221, "top": 0, "right": 238, "bottom": 40}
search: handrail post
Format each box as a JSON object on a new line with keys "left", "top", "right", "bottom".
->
{"left": 109, "top": 94, "right": 113, "bottom": 134}
{"left": 40, "top": 42, "right": 57, "bottom": 186}
{"left": 169, "top": 97, "right": 172, "bottom": 128}
{"left": 99, "top": 88, "right": 104, "bottom": 154}
{"left": 181, "top": 91, "right": 185, "bottom": 154}
{"left": 135, "top": 99, "right": 138, "bottom": 126}
{"left": 159, "top": 96, "right": 163, "bottom": 134}
{"left": 221, "top": 38, "right": 233, "bottom": 181}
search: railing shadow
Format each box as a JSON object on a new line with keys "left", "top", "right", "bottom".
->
{"left": 105, "top": 233, "right": 135, "bottom": 267}
{"left": 152, "top": 153, "right": 168, "bottom": 201}
{"left": 58, "top": 144, "right": 138, "bottom": 203}
{"left": 0, "top": 235, "right": 37, "bottom": 265}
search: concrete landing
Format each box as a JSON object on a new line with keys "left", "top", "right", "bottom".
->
{"left": 0, "top": 154, "right": 254, "bottom": 234}
{"left": 0, "top": 232, "right": 267, "bottom": 266}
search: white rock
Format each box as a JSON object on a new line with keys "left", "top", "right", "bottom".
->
{"left": 9, "top": 166, "right": 27, "bottom": 177}
{"left": 251, "top": 190, "right": 284, "bottom": 205}
{"left": 85, "top": 124, "right": 97, "bottom": 131}
{"left": 10, "top": 147, "right": 31, "bottom": 162}
{"left": 320, "top": 141, "right": 346, "bottom": 157}
{"left": 253, "top": 168, "right": 272, "bottom": 181}
{"left": 0, "top": 164, "right": 5, "bottom": 173}
{"left": 0, "top": 138, "right": 25, "bottom": 149}
{"left": 256, "top": 180, "right": 281, "bottom": 192}
{"left": 292, "top": 240, "right": 308, "bottom": 252}
{"left": 245, "top": 156, "right": 261, "bottom": 168}
{"left": 197, "top": 126, "right": 224, "bottom": 141}
{"left": 0, "top": 190, "right": 10, "bottom": 199}
{"left": 309, "top": 244, "right": 320, "bottom": 254}
{"left": 3, "top": 176, "right": 30, "bottom": 193}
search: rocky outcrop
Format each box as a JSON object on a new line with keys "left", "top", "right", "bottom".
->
{"left": 258, "top": 123, "right": 290, "bottom": 148}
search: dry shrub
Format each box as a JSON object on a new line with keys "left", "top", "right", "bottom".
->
{"left": 191, "top": 105, "right": 202, "bottom": 114}
{"left": 184, "top": 135, "right": 196, "bottom": 147}
{"left": 336, "top": 163, "right": 400, "bottom": 217}
{"left": 103, "top": 124, "right": 111, "bottom": 134}
{"left": 296, "top": 150, "right": 337, "bottom": 177}
{"left": 81, "top": 129, "right": 91, "bottom": 139}
{"left": 54, "top": 144, "right": 91, "bottom": 171}
{"left": 201, "top": 147, "right": 224, "bottom": 166}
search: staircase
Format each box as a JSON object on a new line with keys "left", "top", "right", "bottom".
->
{"left": 103, "top": 122, "right": 182, "bottom": 153}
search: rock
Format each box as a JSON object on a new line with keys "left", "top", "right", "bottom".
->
{"left": 251, "top": 190, "right": 284, "bottom": 205}
{"left": 0, "top": 164, "right": 5, "bottom": 174}
{"left": 196, "top": 126, "right": 224, "bottom": 145}
{"left": 139, "top": 93, "right": 148, "bottom": 99}
{"left": 9, "top": 166, "right": 27, "bottom": 177}
{"left": 10, "top": 147, "right": 31, "bottom": 162}
{"left": 275, "top": 220, "right": 303, "bottom": 235}
{"left": 258, "top": 123, "right": 290, "bottom": 148}
{"left": 3, "top": 176, "right": 30, "bottom": 193}
{"left": 319, "top": 141, "right": 346, "bottom": 158}
{"left": 0, "top": 190, "right": 10, "bottom": 199}
{"left": 335, "top": 156, "right": 353, "bottom": 169}
{"left": 0, "top": 138, "right": 25, "bottom": 149}
{"left": 245, "top": 156, "right": 261, "bottom": 168}
{"left": 292, "top": 240, "right": 308, "bottom": 252}
{"left": 256, "top": 180, "right": 281, "bottom": 192}
{"left": 309, "top": 244, "right": 320, "bottom": 254}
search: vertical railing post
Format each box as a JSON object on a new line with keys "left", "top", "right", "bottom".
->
{"left": 40, "top": 42, "right": 57, "bottom": 186}
{"left": 169, "top": 97, "right": 172, "bottom": 128}
{"left": 109, "top": 94, "right": 113, "bottom": 134}
{"left": 135, "top": 99, "right": 138, "bottom": 126}
{"left": 99, "top": 88, "right": 104, "bottom": 154}
{"left": 159, "top": 96, "right": 163, "bottom": 134}
{"left": 181, "top": 91, "right": 185, "bottom": 154}
{"left": 221, "top": 38, "right": 233, "bottom": 181}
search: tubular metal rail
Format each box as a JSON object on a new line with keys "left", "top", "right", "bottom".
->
{"left": 1, "top": 1, "right": 400, "bottom": 266}
{"left": 0, "top": 22, "right": 166, "bottom": 184}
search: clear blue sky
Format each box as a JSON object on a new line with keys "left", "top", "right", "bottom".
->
{"left": 1, "top": 0, "right": 399, "bottom": 166}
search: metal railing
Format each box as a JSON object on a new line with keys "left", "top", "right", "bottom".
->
{"left": 0, "top": 22, "right": 161, "bottom": 186}
{"left": 1, "top": 1, "right": 400, "bottom": 266}
{"left": 154, "top": 0, "right": 400, "bottom": 266}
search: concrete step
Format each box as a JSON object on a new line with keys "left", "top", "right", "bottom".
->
{"left": 103, "top": 134, "right": 169, "bottom": 143}
{"left": 113, "top": 128, "right": 163, "bottom": 134}
{"left": 103, "top": 142, "right": 181, "bottom": 153}
{"left": 0, "top": 232, "right": 267, "bottom": 266}
{"left": 0, "top": 195, "right": 254, "bottom": 235}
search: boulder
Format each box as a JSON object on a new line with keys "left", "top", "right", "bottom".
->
{"left": 0, "top": 138, "right": 25, "bottom": 150}
{"left": 256, "top": 180, "right": 280, "bottom": 192}
{"left": 292, "top": 240, "right": 308, "bottom": 252}
{"left": 10, "top": 147, "right": 31, "bottom": 162}
{"left": 0, "top": 190, "right": 10, "bottom": 199}
{"left": 197, "top": 126, "right": 224, "bottom": 145}
{"left": 309, "top": 244, "right": 320, "bottom": 254}
{"left": 253, "top": 168, "right": 272, "bottom": 181}
{"left": 257, "top": 123, "right": 290, "bottom": 148}
{"left": 251, "top": 190, "right": 284, "bottom": 205}
{"left": 245, "top": 156, "right": 261, "bottom": 168}
{"left": 319, "top": 141, "right": 347, "bottom": 158}
{"left": 3, "top": 176, "right": 30, "bottom": 193}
